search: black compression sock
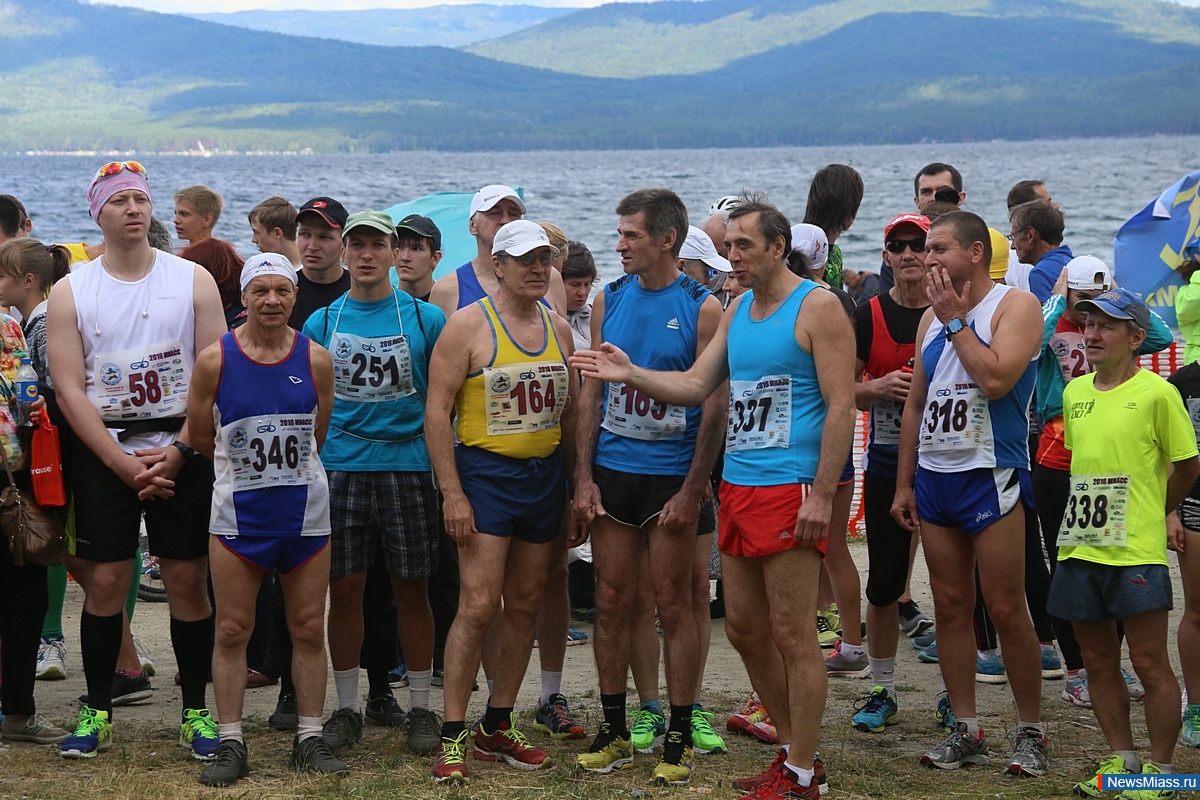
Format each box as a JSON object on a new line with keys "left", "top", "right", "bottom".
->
{"left": 80, "top": 610, "right": 123, "bottom": 716}
{"left": 601, "top": 692, "right": 628, "bottom": 736}
{"left": 171, "top": 615, "right": 214, "bottom": 711}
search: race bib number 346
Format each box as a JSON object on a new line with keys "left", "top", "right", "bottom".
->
{"left": 226, "top": 414, "right": 318, "bottom": 492}
{"left": 1057, "top": 474, "right": 1129, "bottom": 547}
{"left": 727, "top": 375, "right": 791, "bottom": 452}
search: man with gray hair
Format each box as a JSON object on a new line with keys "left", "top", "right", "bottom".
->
{"left": 1010, "top": 199, "right": 1071, "bottom": 303}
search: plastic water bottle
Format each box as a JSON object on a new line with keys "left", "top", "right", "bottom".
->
{"left": 15, "top": 357, "right": 38, "bottom": 427}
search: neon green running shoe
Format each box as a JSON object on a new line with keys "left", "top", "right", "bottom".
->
{"left": 690, "top": 707, "right": 727, "bottom": 754}
{"left": 576, "top": 722, "right": 634, "bottom": 773}
{"left": 630, "top": 706, "right": 666, "bottom": 754}
{"left": 60, "top": 706, "right": 112, "bottom": 759}
{"left": 180, "top": 708, "right": 220, "bottom": 761}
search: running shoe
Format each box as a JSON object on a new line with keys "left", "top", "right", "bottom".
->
{"left": 727, "top": 691, "right": 779, "bottom": 744}
{"left": 917, "top": 643, "right": 939, "bottom": 663}
{"left": 1182, "top": 703, "right": 1200, "bottom": 748}
{"left": 631, "top": 706, "right": 666, "bottom": 753}
{"left": 911, "top": 632, "right": 937, "bottom": 650}
{"left": 1062, "top": 670, "right": 1092, "bottom": 708}
{"left": 976, "top": 652, "right": 1007, "bottom": 684}
{"left": 59, "top": 706, "right": 112, "bottom": 759}
{"left": 566, "top": 628, "right": 589, "bottom": 646}
{"left": 365, "top": 694, "right": 407, "bottom": 728}
{"left": 920, "top": 722, "right": 989, "bottom": 770}
{"left": 430, "top": 667, "right": 443, "bottom": 687}
{"left": 899, "top": 600, "right": 934, "bottom": 638}
{"left": 1041, "top": 644, "right": 1064, "bottom": 679}
{"left": 576, "top": 721, "right": 634, "bottom": 773}
{"left": 1073, "top": 754, "right": 1135, "bottom": 798}
{"left": 1116, "top": 762, "right": 1176, "bottom": 799}
{"left": 291, "top": 734, "right": 349, "bottom": 775}
{"left": 269, "top": 692, "right": 298, "bottom": 731}
{"left": 321, "top": 708, "right": 364, "bottom": 752}
{"left": 649, "top": 730, "right": 693, "bottom": 785}
{"left": 852, "top": 686, "right": 899, "bottom": 733}
{"left": 824, "top": 641, "right": 870, "bottom": 678}
{"left": 817, "top": 606, "right": 840, "bottom": 648}
{"left": 133, "top": 635, "right": 155, "bottom": 677}
{"left": 690, "top": 707, "right": 727, "bottom": 754}
{"left": 35, "top": 637, "right": 67, "bottom": 681}
{"left": 389, "top": 664, "right": 409, "bottom": 688}
{"left": 934, "top": 692, "right": 956, "bottom": 734}
{"left": 1123, "top": 668, "right": 1145, "bottom": 700}
{"left": 2, "top": 714, "right": 70, "bottom": 744}
{"left": 79, "top": 670, "right": 153, "bottom": 707}
{"left": 180, "top": 708, "right": 219, "bottom": 761}
{"left": 733, "top": 748, "right": 786, "bottom": 792}
{"left": 533, "top": 693, "right": 585, "bottom": 739}
{"left": 752, "top": 764, "right": 823, "bottom": 800}
{"left": 473, "top": 713, "right": 551, "bottom": 770}
{"left": 433, "top": 730, "right": 470, "bottom": 783}
{"left": 402, "top": 707, "right": 442, "bottom": 755}
{"left": 199, "top": 739, "right": 250, "bottom": 787}
{"left": 1004, "top": 726, "right": 1050, "bottom": 777}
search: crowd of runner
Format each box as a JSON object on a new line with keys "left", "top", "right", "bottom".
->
{"left": 0, "top": 159, "right": 1199, "bottom": 799}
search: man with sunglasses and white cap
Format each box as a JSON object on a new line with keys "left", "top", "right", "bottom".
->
{"left": 186, "top": 253, "right": 343, "bottom": 786}
{"left": 301, "top": 211, "right": 446, "bottom": 758}
{"left": 430, "top": 184, "right": 567, "bottom": 318}
{"left": 48, "top": 161, "right": 227, "bottom": 760}
{"left": 677, "top": 223, "right": 732, "bottom": 286}
{"left": 425, "top": 219, "right": 578, "bottom": 783}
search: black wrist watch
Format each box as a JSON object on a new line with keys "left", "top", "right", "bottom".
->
{"left": 945, "top": 317, "right": 968, "bottom": 338}
{"left": 172, "top": 440, "right": 198, "bottom": 461}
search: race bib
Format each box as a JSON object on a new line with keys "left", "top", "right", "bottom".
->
{"left": 920, "top": 381, "right": 991, "bottom": 453}
{"left": 225, "top": 414, "right": 318, "bottom": 492}
{"left": 94, "top": 339, "right": 188, "bottom": 421}
{"left": 1057, "top": 474, "right": 1129, "bottom": 547}
{"left": 727, "top": 375, "right": 791, "bottom": 452}
{"left": 484, "top": 361, "right": 569, "bottom": 436}
{"left": 331, "top": 332, "right": 414, "bottom": 402}
{"left": 1187, "top": 398, "right": 1200, "bottom": 439}
{"left": 1049, "top": 331, "right": 1090, "bottom": 386}
{"left": 601, "top": 382, "right": 687, "bottom": 441}
{"left": 870, "top": 398, "right": 903, "bottom": 447}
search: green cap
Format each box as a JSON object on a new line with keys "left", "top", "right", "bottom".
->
{"left": 343, "top": 210, "right": 396, "bottom": 239}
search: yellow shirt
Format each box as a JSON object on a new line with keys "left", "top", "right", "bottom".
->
{"left": 454, "top": 297, "right": 569, "bottom": 459}
{"left": 1061, "top": 369, "right": 1198, "bottom": 566}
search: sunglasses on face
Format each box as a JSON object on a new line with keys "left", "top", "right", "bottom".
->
{"left": 95, "top": 161, "right": 147, "bottom": 179}
{"left": 504, "top": 250, "right": 557, "bottom": 267}
{"left": 885, "top": 237, "right": 926, "bottom": 254}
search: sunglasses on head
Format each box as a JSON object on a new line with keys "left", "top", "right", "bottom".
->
{"left": 885, "top": 237, "right": 926, "bottom": 254}
{"left": 504, "top": 250, "right": 557, "bottom": 267}
{"left": 95, "top": 161, "right": 147, "bottom": 179}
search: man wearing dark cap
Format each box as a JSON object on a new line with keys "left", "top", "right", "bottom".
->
{"left": 394, "top": 214, "right": 442, "bottom": 302}
{"left": 1050, "top": 287, "right": 1199, "bottom": 795}
{"left": 289, "top": 197, "right": 350, "bottom": 330}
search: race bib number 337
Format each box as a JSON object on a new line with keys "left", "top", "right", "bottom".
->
{"left": 1057, "top": 474, "right": 1129, "bottom": 547}
{"left": 726, "top": 375, "right": 791, "bottom": 452}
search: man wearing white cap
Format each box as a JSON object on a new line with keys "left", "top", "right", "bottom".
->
{"left": 429, "top": 184, "right": 567, "bottom": 319}
{"left": 50, "top": 161, "right": 227, "bottom": 761}
{"left": 185, "top": 254, "right": 344, "bottom": 785}
{"left": 425, "top": 219, "right": 578, "bottom": 783}
{"left": 574, "top": 190, "right": 725, "bottom": 785}
{"left": 677, "top": 224, "right": 732, "bottom": 286}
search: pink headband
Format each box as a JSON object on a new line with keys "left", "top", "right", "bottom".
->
{"left": 87, "top": 172, "right": 152, "bottom": 223}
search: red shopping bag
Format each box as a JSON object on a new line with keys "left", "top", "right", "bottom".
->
{"left": 31, "top": 408, "right": 66, "bottom": 507}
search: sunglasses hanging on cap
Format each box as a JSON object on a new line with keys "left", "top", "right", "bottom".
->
{"left": 95, "top": 160, "right": 147, "bottom": 179}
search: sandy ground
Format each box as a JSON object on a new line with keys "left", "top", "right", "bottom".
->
{"left": 18, "top": 537, "right": 1189, "bottom": 743}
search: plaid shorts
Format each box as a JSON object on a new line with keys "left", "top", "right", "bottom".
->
{"left": 329, "top": 470, "right": 439, "bottom": 579}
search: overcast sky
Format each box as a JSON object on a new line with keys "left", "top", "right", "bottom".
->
{"left": 86, "top": 0, "right": 1200, "bottom": 12}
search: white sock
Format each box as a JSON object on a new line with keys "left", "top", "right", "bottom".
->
{"left": 1116, "top": 750, "right": 1141, "bottom": 771}
{"left": 333, "top": 667, "right": 360, "bottom": 712}
{"left": 408, "top": 668, "right": 432, "bottom": 711}
{"left": 958, "top": 717, "right": 981, "bottom": 736}
{"left": 218, "top": 720, "right": 243, "bottom": 744}
{"left": 1018, "top": 720, "right": 1044, "bottom": 735}
{"left": 784, "top": 761, "right": 815, "bottom": 787}
{"left": 297, "top": 715, "right": 322, "bottom": 743}
{"left": 1150, "top": 761, "right": 1172, "bottom": 773}
{"left": 868, "top": 656, "right": 896, "bottom": 690}
{"left": 841, "top": 642, "right": 865, "bottom": 658}
{"left": 540, "top": 671, "right": 563, "bottom": 706}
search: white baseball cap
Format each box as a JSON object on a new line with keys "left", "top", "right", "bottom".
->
{"left": 470, "top": 184, "right": 526, "bottom": 217}
{"left": 790, "top": 223, "right": 829, "bottom": 271}
{"left": 1066, "top": 255, "right": 1112, "bottom": 291}
{"left": 679, "top": 225, "right": 731, "bottom": 272}
{"left": 492, "top": 220, "right": 557, "bottom": 257}
{"left": 240, "top": 253, "right": 297, "bottom": 292}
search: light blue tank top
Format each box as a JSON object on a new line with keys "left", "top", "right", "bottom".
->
{"left": 595, "top": 273, "right": 709, "bottom": 476}
{"left": 723, "top": 280, "right": 825, "bottom": 486}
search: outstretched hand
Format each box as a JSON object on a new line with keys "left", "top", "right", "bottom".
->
{"left": 569, "top": 343, "right": 634, "bottom": 384}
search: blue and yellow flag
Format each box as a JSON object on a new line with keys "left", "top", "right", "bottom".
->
{"left": 1113, "top": 170, "right": 1200, "bottom": 329}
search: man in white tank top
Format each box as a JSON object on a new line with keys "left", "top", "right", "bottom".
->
{"left": 891, "top": 211, "right": 1049, "bottom": 777}
{"left": 47, "top": 162, "right": 227, "bottom": 761}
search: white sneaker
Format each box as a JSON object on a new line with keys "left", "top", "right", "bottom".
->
{"left": 133, "top": 636, "right": 155, "bottom": 677}
{"left": 35, "top": 638, "right": 67, "bottom": 681}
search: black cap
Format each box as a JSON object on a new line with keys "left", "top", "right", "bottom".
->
{"left": 396, "top": 214, "right": 442, "bottom": 252}
{"left": 296, "top": 196, "right": 348, "bottom": 230}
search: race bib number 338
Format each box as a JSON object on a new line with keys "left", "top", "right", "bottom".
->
{"left": 1057, "top": 474, "right": 1129, "bottom": 547}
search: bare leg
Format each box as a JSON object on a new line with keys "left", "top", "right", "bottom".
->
{"left": 1124, "top": 609, "right": 1180, "bottom": 764}
{"left": 535, "top": 526, "right": 570, "bottom": 677}
{"left": 1074, "top": 620, "right": 1133, "bottom": 751}
{"left": 920, "top": 523, "right": 980, "bottom": 719}
{"left": 629, "top": 545, "right": 660, "bottom": 703}
{"left": 443, "top": 534, "right": 509, "bottom": 721}
{"left": 723, "top": 553, "right": 791, "bottom": 744}
{"left": 822, "top": 482, "right": 861, "bottom": 645}
{"left": 592, "top": 516, "right": 644, "bottom": 696}
{"left": 208, "top": 538, "right": 265, "bottom": 725}
{"left": 692, "top": 532, "right": 714, "bottom": 696}
{"left": 327, "top": 572, "right": 367, "bottom": 671}
{"left": 487, "top": 539, "right": 558, "bottom": 707}
{"left": 1178, "top": 530, "right": 1200, "bottom": 702}
{"left": 279, "top": 544, "right": 333, "bottom": 720}
{"left": 390, "top": 576, "right": 434, "bottom": 674}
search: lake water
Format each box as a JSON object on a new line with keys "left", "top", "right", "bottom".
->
{"left": 3, "top": 136, "right": 1196, "bottom": 285}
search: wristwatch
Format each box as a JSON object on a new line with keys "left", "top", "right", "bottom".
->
{"left": 172, "top": 440, "right": 198, "bottom": 461}
{"left": 945, "top": 317, "right": 968, "bottom": 338}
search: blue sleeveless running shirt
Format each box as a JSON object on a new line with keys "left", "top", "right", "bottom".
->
{"left": 209, "top": 332, "right": 330, "bottom": 538}
{"left": 595, "top": 273, "right": 709, "bottom": 476}
{"left": 455, "top": 261, "right": 551, "bottom": 310}
{"left": 918, "top": 283, "right": 1036, "bottom": 472}
{"left": 723, "top": 280, "right": 825, "bottom": 486}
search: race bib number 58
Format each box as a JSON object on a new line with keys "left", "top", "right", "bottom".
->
{"left": 1057, "top": 474, "right": 1129, "bottom": 547}
{"left": 94, "top": 339, "right": 188, "bottom": 421}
